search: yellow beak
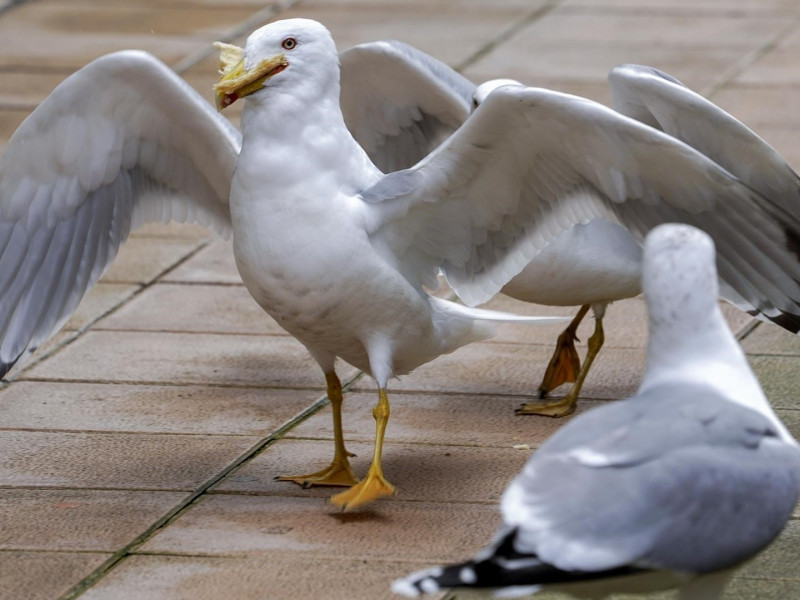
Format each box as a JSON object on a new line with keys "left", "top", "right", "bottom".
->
{"left": 213, "top": 42, "right": 289, "bottom": 111}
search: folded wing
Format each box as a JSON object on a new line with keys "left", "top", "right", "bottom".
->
{"left": 0, "top": 50, "right": 239, "bottom": 376}
{"left": 340, "top": 40, "right": 473, "bottom": 172}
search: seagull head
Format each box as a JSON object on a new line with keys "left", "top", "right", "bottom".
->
{"left": 643, "top": 224, "right": 719, "bottom": 329}
{"left": 214, "top": 19, "right": 338, "bottom": 111}
{"left": 472, "top": 79, "right": 523, "bottom": 111}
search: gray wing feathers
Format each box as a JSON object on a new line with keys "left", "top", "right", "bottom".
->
{"left": 609, "top": 64, "right": 800, "bottom": 217}
{"left": 504, "top": 386, "right": 800, "bottom": 574}
{"left": 340, "top": 40, "right": 473, "bottom": 172}
{"left": 0, "top": 50, "right": 238, "bottom": 375}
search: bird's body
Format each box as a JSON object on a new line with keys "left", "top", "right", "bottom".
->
{"left": 393, "top": 224, "right": 800, "bottom": 600}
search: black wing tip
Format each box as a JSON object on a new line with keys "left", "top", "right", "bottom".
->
{"left": 0, "top": 359, "right": 17, "bottom": 380}
{"left": 749, "top": 309, "right": 800, "bottom": 335}
{"left": 396, "top": 529, "right": 648, "bottom": 596}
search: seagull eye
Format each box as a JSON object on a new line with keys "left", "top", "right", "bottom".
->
{"left": 282, "top": 37, "right": 297, "bottom": 50}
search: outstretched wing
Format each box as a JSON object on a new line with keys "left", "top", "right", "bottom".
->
{"left": 359, "top": 85, "right": 800, "bottom": 332}
{"left": 0, "top": 50, "right": 239, "bottom": 376}
{"left": 339, "top": 40, "right": 474, "bottom": 172}
{"left": 608, "top": 63, "right": 800, "bottom": 217}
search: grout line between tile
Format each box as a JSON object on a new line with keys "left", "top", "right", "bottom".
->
{"left": 453, "top": 0, "right": 566, "bottom": 72}
{"left": 171, "top": 0, "right": 302, "bottom": 74}
{"left": 702, "top": 14, "right": 800, "bottom": 98}
{"left": 59, "top": 370, "right": 366, "bottom": 600}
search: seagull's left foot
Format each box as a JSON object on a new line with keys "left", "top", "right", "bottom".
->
{"left": 516, "top": 395, "right": 577, "bottom": 418}
{"left": 538, "top": 305, "right": 589, "bottom": 398}
{"left": 276, "top": 458, "right": 359, "bottom": 488}
{"left": 330, "top": 468, "right": 396, "bottom": 510}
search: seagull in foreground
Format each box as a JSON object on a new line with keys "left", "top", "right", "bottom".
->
{"left": 340, "top": 45, "right": 800, "bottom": 418}
{"left": 392, "top": 224, "right": 800, "bottom": 600}
{"left": 2, "top": 19, "right": 800, "bottom": 508}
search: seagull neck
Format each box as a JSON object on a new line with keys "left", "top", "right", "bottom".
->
{"left": 237, "top": 91, "right": 380, "bottom": 198}
{"left": 641, "top": 306, "right": 796, "bottom": 444}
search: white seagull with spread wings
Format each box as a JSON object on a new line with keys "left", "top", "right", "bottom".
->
{"left": 2, "top": 19, "right": 800, "bottom": 508}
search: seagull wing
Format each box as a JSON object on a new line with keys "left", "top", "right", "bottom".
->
{"left": 0, "top": 50, "right": 239, "bottom": 376}
{"left": 339, "top": 40, "right": 473, "bottom": 172}
{"left": 608, "top": 63, "right": 800, "bottom": 215}
{"left": 360, "top": 85, "right": 800, "bottom": 331}
{"left": 502, "top": 384, "right": 800, "bottom": 574}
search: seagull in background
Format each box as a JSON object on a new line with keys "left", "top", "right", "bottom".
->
{"left": 392, "top": 223, "right": 800, "bottom": 600}
{"left": 339, "top": 44, "right": 800, "bottom": 418}
{"left": 2, "top": 19, "right": 800, "bottom": 509}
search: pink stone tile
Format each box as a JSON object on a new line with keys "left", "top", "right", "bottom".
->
{"left": 96, "top": 283, "right": 285, "bottom": 336}
{"left": 215, "top": 438, "right": 533, "bottom": 503}
{"left": 64, "top": 283, "right": 141, "bottom": 331}
{"left": 0, "top": 381, "right": 318, "bottom": 435}
{"left": 21, "top": 331, "right": 343, "bottom": 389}
{"left": 0, "top": 430, "right": 259, "bottom": 489}
{"left": 80, "top": 554, "right": 446, "bottom": 600}
{"left": 286, "top": 391, "right": 606, "bottom": 448}
{"left": 711, "top": 85, "right": 800, "bottom": 130}
{"left": 140, "top": 494, "right": 501, "bottom": 561}
{"left": 163, "top": 241, "right": 242, "bottom": 284}
{"left": 100, "top": 238, "right": 205, "bottom": 284}
{"left": 0, "top": 551, "right": 110, "bottom": 600}
{"left": 0, "top": 489, "right": 183, "bottom": 551}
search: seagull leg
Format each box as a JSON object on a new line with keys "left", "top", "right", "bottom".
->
{"left": 517, "top": 314, "right": 604, "bottom": 418}
{"left": 330, "top": 388, "right": 396, "bottom": 509}
{"left": 537, "top": 304, "right": 589, "bottom": 398}
{"left": 277, "top": 372, "right": 358, "bottom": 488}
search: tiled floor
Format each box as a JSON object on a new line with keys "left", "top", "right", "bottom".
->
{"left": 1, "top": 1, "right": 799, "bottom": 599}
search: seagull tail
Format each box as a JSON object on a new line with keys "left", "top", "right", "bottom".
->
{"left": 392, "top": 528, "right": 647, "bottom": 598}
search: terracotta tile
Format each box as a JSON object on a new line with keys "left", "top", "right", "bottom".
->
{"left": 80, "top": 554, "right": 446, "bottom": 600}
{"left": 286, "top": 391, "right": 606, "bottom": 448}
{"left": 0, "top": 489, "right": 183, "bottom": 551}
{"left": 352, "top": 342, "right": 645, "bottom": 401}
{"left": 0, "top": 4, "right": 256, "bottom": 70}
{"left": 0, "top": 551, "right": 110, "bottom": 600}
{"left": 21, "top": 330, "right": 345, "bottom": 388}
{"left": 0, "top": 430, "right": 259, "bottom": 490}
{"left": 64, "top": 283, "right": 141, "bottom": 331}
{"left": 96, "top": 283, "right": 284, "bottom": 336}
{"left": 215, "top": 438, "right": 533, "bottom": 503}
{"left": 139, "top": 494, "right": 501, "bottom": 561}
{"left": 0, "top": 381, "right": 318, "bottom": 435}
{"left": 163, "top": 240, "right": 242, "bottom": 284}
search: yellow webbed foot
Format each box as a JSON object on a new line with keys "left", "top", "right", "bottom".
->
{"left": 277, "top": 459, "right": 359, "bottom": 488}
{"left": 538, "top": 305, "right": 589, "bottom": 398}
{"left": 516, "top": 395, "right": 577, "bottom": 418}
{"left": 329, "top": 469, "right": 396, "bottom": 510}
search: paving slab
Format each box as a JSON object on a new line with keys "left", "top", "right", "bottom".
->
{"left": 79, "top": 554, "right": 446, "bottom": 600}
{"left": 96, "top": 283, "right": 284, "bottom": 336}
{"left": 63, "top": 283, "right": 141, "bottom": 332}
{"left": 353, "top": 342, "right": 645, "bottom": 400}
{"left": 0, "top": 551, "right": 110, "bottom": 600}
{"left": 711, "top": 86, "right": 800, "bottom": 130}
{"left": 0, "top": 430, "right": 259, "bottom": 489}
{"left": 0, "top": 381, "right": 318, "bottom": 435}
{"left": 99, "top": 238, "right": 206, "bottom": 285}
{"left": 0, "top": 489, "right": 183, "bottom": 550}
{"left": 286, "top": 391, "right": 606, "bottom": 448}
{"left": 139, "top": 494, "right": 501, "bottom": 561}
{"left": 162, "top": 240, "right": 241, "bottom": 284}
{"left": 749, "top": 355, "right": 800, "bottom": 410}
{"left": 215, "top": 438, "right": 532, "bottom": 504}
{"left": 21, "top": 330, "right": 341, "bottom": 389}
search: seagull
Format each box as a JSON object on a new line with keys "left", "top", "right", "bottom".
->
{"left": 392, "top": 224, "right": 800, "bottom": 600}
{"left": 0, "top": 22, "right": 563, "bottom": 510}
{"left": 2, "top": 19, "right": 800, "bottom": 508}
{"left": 338, "top": 47, "right": 800, "bottom": 418}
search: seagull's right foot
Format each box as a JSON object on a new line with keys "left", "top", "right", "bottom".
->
{"left": 516, "top": 395, "right": 577, "bottom": 418}
{"left": 276, "top": 458, "right": 359, "bottom": 488}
